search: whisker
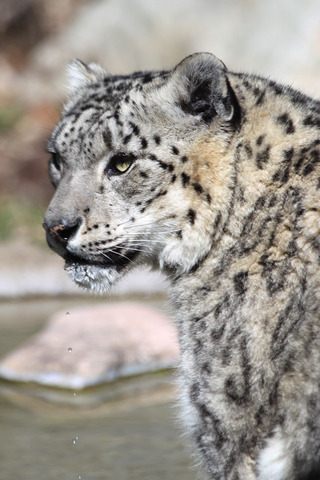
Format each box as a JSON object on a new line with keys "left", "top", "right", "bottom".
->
{"left": 118, "top": 227, "right": 181, "bottom": 236}
{"left": 120, "top": 246, "right": 147, "bottom": 253}
{"left": 107, "top": 248, "right": 132, "bottom": 263}
{"left": 120, "top": 239, "right": 164, "bottom": 245}
{"left": 122, "top": 222, "right": 157, "bottom": 230}
{"left": 117, "top": 217, "right": 139, "bottom": 226}
{"left": 120, "top": 213, "right": 178, "bottom": 229}
{"left": 101, "top": 252, "right": 114, "bottom": 263}
{"left": 120, "top": 241, "right": 156, "bottom": 249}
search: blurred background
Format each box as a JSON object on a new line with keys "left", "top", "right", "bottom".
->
{"left": 1, "top": 0, "right": 320, "bottom": 295}
{"left": 0, "top": 0, "right": 319, "bottom": 479}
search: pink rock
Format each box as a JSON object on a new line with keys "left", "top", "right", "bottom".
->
{"left": 0, "top": 303, "right": 179, "bottom": 389}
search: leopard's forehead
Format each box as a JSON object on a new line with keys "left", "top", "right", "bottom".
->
{"left": 48, "top": 69, "right": 171, "bottom": 165}
{"left": 64, "top": 68, "right": 169, "bottom": 115}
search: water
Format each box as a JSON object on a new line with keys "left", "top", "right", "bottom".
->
{"left": 0, "top": 298, "right": 195, "bottom": 480}
{"left": 0, "top": 376, "right": 194, "bottom": 480}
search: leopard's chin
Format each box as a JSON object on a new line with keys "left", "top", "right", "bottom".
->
{"left": 64, "top": 250, "right": 139, "bottom": 294}
{"left": 65, "top": 260, "right": 124, "bottom": 294}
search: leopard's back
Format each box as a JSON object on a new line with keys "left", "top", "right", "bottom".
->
{"left": 44, "top": 53, "right": 320, "bottom": 479}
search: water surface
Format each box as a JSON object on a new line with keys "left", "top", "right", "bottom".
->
{"left": 0, "top": 298, "right": 195, "bottom": 480}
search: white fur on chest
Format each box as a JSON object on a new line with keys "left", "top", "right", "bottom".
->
{"left": 257, "top": 433, "right": 291, "bottom": 480}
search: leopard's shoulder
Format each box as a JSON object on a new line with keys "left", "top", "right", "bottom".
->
{"left": 44, "top": 53, "right": 320, "bottom": 480}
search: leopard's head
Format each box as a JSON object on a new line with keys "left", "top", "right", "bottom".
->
{"left": 43, "top": 53, "right": 240, "bottom": 293}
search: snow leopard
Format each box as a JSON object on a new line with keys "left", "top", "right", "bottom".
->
{"left": 44, "top": 53, "right": 320, "bottom": 480}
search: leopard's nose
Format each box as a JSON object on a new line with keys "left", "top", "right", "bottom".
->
{"left": 43, "top": 218, "right": 82, "bottom": 258}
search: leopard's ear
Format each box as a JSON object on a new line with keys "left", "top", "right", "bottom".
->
{"left": 67, "top": 59, "right": 108, "bottom": 93}
{"left": 171, "top": 52, "right": 234, "bottom": 124}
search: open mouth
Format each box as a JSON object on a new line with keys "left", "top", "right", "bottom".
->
{"left": 64, "top": 248, "right": 139, "bottom": 270}
{"left": 45, "top": 227, "right": 141, "bottom": 291}
{"left": 63, "top": 248, "right": 140, "bottom": 292}
{"left": 46, "top": 227, "right": 141, "bottom": 272}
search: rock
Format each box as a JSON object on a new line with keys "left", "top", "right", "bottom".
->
{"left": 0, "top": 302, "right": 179, "bottom": 389}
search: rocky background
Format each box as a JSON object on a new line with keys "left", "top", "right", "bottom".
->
{"left": 0, "top": 0, "right": 319, "bottom": 391}
{"left": 0, "top": 0, "right": 319, "bottom": 297}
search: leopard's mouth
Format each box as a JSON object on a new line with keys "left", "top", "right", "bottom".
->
{"left": 63, "top": 248, "right": 140, "bottom": 291}
{"left": 64, "top": 247, "right": 139, "bottom": 270}
{"left": 45, "top": 226, "right": 142, "bottom": 291}
{"left": 46, "top": 226, "right": 139, "bottom": 271}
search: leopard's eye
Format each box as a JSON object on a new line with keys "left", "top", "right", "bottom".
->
{"left": 115, "top": 157, "right": 132, "bottom": 172}
{"left": 106, "top": 153, "right": 135, "bottom": 176}
{"left": 48, "top": 152, "right": 63, "bottom": 188}
{"left": 50, "top": 152, "right": 62, "bottom": 172}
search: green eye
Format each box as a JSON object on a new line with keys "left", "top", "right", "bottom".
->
{"left": 106, "top": 153, "right": 135, "bottom": 176}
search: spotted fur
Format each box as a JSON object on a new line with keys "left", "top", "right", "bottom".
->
{"left": 44, "top": 53, "right": 320, "bottom": 480}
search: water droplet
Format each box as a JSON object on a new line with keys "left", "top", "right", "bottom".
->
{"left": 66, "top": 312, "right": 70, "bottom": 316}
{"left": 76, "top": 436, "right": 79, "bottom": 440}
{"left": 72, "top": 438, "right": 76, "bottom": 445}
{"left": 78, "top": 476, "right": 82, "bottom": 479}
{"left": 68, "top": 347, "right": 72, "bottom": 353}
{"left": 73, "top": 392, "right": 77, "bottom": 397}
